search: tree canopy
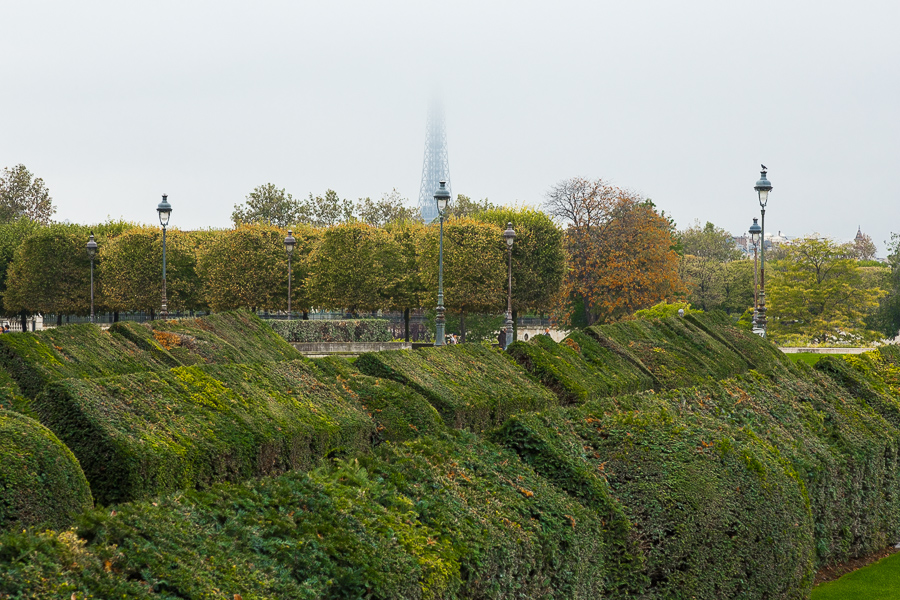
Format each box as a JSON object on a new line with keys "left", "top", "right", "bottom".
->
{"left": 0, "top": 165, "right": 55, "bottom": 225}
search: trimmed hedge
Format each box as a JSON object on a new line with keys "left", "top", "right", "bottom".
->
{"left": 507, "top": 331, "right": 653, "bottom": 405}
{"left": 0, "top": 323, "right": 180, "bottom": 400}
{"left": 0, "top": 409, "right": 93, "bottom": 530}
{"left": 0, "top": 434, "right": 610, "bottom": 599}
{"left": 146, "top": 310, "right": 303, "bottom": 364}
{"left": 271, "top": 318, "right": 392, "bottom": 343}
{"left": 588, "top": 316, "right": 753, "bottom": 389}
{"left": 34, "top": 360, "right": 375, "bottom": 505}
{"left": 312, "top": 356, "right": 446, "bottom": 442}
{"left": 0, "top": 369, "right": 28, "bottom": 416}
{"left": 356, "top": 344, "right": 557, "bottom": 431}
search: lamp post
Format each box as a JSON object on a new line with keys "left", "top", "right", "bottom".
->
{"left": 748, "top": 217, "right": 761, "bottom": 329}
{"left": 157, "top": 194, "right": 172, "bottom": 320}
{"left": 434, "top": 180, "right": 450, "bottom": 346}
{"left": 86, "top": 232, "right": 97, "bottom": 323}
{"left": 754, "top": 167, "right": 772, "bottom": 337}
{"left": 284, "top": 230, "right": 296, "bottom": 318}
{"left": 502, "top": 222, "right": 516, "bottom": 350}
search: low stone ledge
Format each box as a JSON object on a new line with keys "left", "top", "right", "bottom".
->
{"left": 779, "top": 347, "right": 872, "bottom": 354}
{"left": 291, "top": 341, "right": 412, "bottom": 355}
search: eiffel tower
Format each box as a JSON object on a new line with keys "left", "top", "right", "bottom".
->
{"left": 417, "top": 102, "right": 451, "bottom": 223}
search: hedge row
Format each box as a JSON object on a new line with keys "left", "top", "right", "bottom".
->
{"left": 270, "top": 318, "right": 393, "bottom": 342}
{"left": 356, "top": 344, "right": 557, "bottom": 432}
{"left": 312, "top": 356, "right": 446, "bottom": 443}
{"left": 34, "top": 360, "right": 376, "bottom": 505}
{"left": 0, "top": 410, "right": 93, "bottom": 530}
{"left": 506, "top": 330, "right": 653, "bottom": 405}
{"left": 0, "top": 433, "right": 612, "bottom": 599}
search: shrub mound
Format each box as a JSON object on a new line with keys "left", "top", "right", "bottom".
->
{"left": 143, "top": 310, "right": 303, "bottom": 364}
{"left": 507, "top": 331, "right": 653, "bottom": 405}
{"left": 0, "top": 434, "right": 610, "bottom": 599}
{"left": 271, "top": 318, "right": 392, "bottom": 343}
{"left": 356, "top": 344, "right": 557, "bottom": 431}
{"left": 312, "top": 356, "right": 446, "bottom": 442}
{"left": 0, "top": 409, "right": 93, "bottom": 530}
{"left": 34, "top": 360, "right": 375, "bottom": 505}
{"left": 588, "top": 315, "right": 752, "bottom": 389}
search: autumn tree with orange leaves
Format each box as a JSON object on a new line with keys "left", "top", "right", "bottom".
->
{"left": 545, "top": 177, "right": 683, "bottom": 326}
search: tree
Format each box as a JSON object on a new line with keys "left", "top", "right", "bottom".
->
{"left": 0, "top": 164, "right": 56, "bottom": 225}
{"left": 867, "top": 233, "right": 900, "bottom": 338}
{"left": 420, "top": 219, "right": 506, "bottom": 341}
{"left": 196, "top": 224, "right": 317, "bottom": 312}
{"left": 356, "top": 189, "right": 421, "bottom": 227}
{"left": 677, "top": 221, "right": 743, "bottom": 311}
{"left": 0, "top": 218, "right": 41, "bottom": 314}
{"left": 306, "top": 222, "right": 396, "bottom": 314}
{"left": 446, "top": 194, "right": 496, "bottom": 220}
{"left": 99, "top": 227, "right": 204, "bottom": 315}
{"left": 767, "top": 237, "right": 885, "bottom": 343}
{"left": 474, "top": 207, "right": 566, "bottom": 339}
{"left": 232, "top": 183, "right": 309, "bottom": 227}
{"left": 383, "top": 221, "right": 429, "bottom": 341}
{"left": 852, "top": 230, "right": 878, "bottom": 261}
{"left": 545, "top": 178, "right": 683, "bottom": 326}
{"left": 309, "top": 189, "right": 355, "bottom": 228}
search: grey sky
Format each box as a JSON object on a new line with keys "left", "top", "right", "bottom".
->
{"left": 2, "top": 1, "right": 898, "bottom": 253}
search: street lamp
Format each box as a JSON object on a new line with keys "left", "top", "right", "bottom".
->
{"left": 502, "top": 222, "right": 516, "bottom": 350}
{"left": 748, "top": 217, "right": 761, "bottom": 329}
{"left": 434, "top": 180, "right": 450, "bottom": 346}
{"left": 157, "top": 193, "right": 172, "bottom": 320}
{"left": 284, "top": 230, "right": 296, "bottom": 318}
{"left": 754, "top": 167, "right": 772, "bottom": 337}
{"left": 86, "top": 232, "right": 97, "bottom": 323}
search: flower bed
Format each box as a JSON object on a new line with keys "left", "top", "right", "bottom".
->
{"left": 356, "top": 344, "right": 557, "bottom": 432}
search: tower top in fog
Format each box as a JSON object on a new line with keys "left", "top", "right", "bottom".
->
{"left": 417, "top": 102, "right": 451, "bottom": 223}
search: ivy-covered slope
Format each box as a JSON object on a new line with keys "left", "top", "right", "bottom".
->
{"left": 356, "top": 344, "right": 558, "bottom": 432}
{"left": 34, "top": 360, "right": 376, "bottom": 505}
{"left": 0, "top": 409, "right": 93, "bottom": 530}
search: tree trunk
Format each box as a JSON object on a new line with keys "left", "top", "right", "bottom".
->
{"left": 150, "top": 309, "right": 155, "bottom": 321}
{"left": 512, "top": 309, "right": 518, "bottom": 342}
{"left": 303, "top": 311, "right": 309, "bottom": 320}
{"left": 114, "top": 311, "right": 119, "bottom": 323}
{"left": 404, "top": 308, "right": 410, "bottom": 342}
{"left": 460, "top": 313, "right": 467, "bottom": 343}
{"left": 57, "top": 314, "right": 62, "bottom": 327}
{"left": 20, "top": 311, "right": 28, "bottom": 333}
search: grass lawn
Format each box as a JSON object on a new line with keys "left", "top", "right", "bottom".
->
{"left": 788, "top": 353, "right": 833, "bottom": 366}
{"left": 812, "top": 551, "right": 900, "bottom": 599}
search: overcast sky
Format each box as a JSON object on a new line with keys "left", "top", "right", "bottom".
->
{"left": 2, "top": 1, "right": 898, "bottom": 253}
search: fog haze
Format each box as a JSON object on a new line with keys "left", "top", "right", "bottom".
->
{"left": 2, "top": 1, "right": 897, "bottom": 251}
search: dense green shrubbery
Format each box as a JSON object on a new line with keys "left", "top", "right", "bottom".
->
{"left": 0, "top": 323, "right": 179, "bottom": 399}
{"left": 0, "top": 369, "right": 29, "bottom": 416}
{"left": 271, "top": 318, "right": 392, "bottom": 342}
{"left": 147, "top": 310, "right": 303, "bottom": 363}
{"left": 0, "top": 434, "right": 609, "bottom": 599}
{"left": 507, "top": 331, "right": 653, "bottom": 405}
{"left": 685, "top": 310, "right": 796, "bottom": 376}
{"left": 0, "top": 410, "right": 93, "bottom": 530}
{"left": 34, "top": 360, "right": 375, "bottom": 505}
{"left": 313, "top": 356, "right": 446, "bottom": 442}
{"left": 356, "top": 344, "right": 557, "bottom": 431}
{"left": 589, "top": 315, "right": 752, "bottom": 388}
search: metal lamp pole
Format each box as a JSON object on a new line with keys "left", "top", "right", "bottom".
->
{"left": 157, "top": 194, "right": 173, "bottom": 320}
{"left": 86, "top": 232, "right": 97, "bottom": 323}
{"left": 754, "top": 167, "right": 772, "bottom": 337}
{"left": 284, "top": 230, "right": 296, "bottom": 318}
{"left": 748, "top": 217, "right": 761, "bottom": 329}
{"left": 502, "top": 222, "right": 516, "bottom": 349}
{"left": 434, "top": 180, "right": 450, "bottom": 346}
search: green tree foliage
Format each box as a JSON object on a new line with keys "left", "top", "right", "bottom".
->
{"left": 420, "top": 219, "right": 505, "bottom": 339}
{"left": 677, "top": 221, "right": 743, "bottom": 312}
{"left": 474, "top": 207, "right": 566, "bottom": 317}
{"left": 196, "top": 224, "right": 317, "bottom": 312}
{"left": 356, "top": 189, "right": 421, "bottom": 227}
{"left": 231, "top": 183, "right": 309, "bottom": 227}
{"left": 0, "top": 219, "right": 41, "bottom": 315}
{"left": 446, "top": 194, "right": 496, "bottom": 220}
{"left": 768, "top": 236, "right": 885, "bottom": 343}
{"left": 98, "top": 227, "right": 204, "bottom": 314}
{"left": 4, "top": 225, "right": 95, "bottom": 317}
{"left": 308, "top": 189, "right": 355, "bottom": 228}
{"left": 383, "top": 222, "right": 429, "bottom": 340}
{"left": 306, "top": 222, "right": 397, "bottom": 314}
{"left": 868, "top": 233, "right": 900, "bottom": 338}
{"left": 0, "top": 164, "right": 55, "bottom": 225}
